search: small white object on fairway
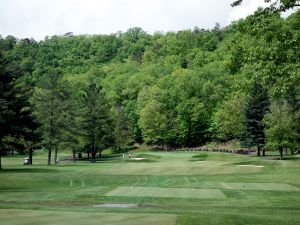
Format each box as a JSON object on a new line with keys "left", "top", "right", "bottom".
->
{"left": 236, "top": 165, "right": 265, "bottom": 168}
{"left": 131, "top": 158, "right": 146, "bottom": 160}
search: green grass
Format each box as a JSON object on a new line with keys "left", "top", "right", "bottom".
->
{"left": 219, "top": 182, "right": 299, "bottom": 191}
{"left": 0, "top": 209, "right": 176, "bottom": 225}
{"left": 106, "top": 187, "right": 226, "bottom": 199}
{"left": 0, "top": 150, "right": 299, "bottom": 224}
{"left": 190, "top": 153, "right": 208, "bottom": 161}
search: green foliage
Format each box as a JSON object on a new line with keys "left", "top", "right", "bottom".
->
{"left": 0, "top": 6, "right": 299, "bottom": 161}
{"left": 264, "top": 101, "right": 299, "bottom": 159}
{"left": 0, "top": 43, "right": 38, "bottom": 168}
{"left": 0, "top": 50, "right": 15, "bottom": 143}
{"left": 80, "top": 77, "right": 114, "bottom": 161}
{"left": 240, "top": 83, "right": 270, "bottom": 153}
{"left": 31, "top": 68, "right": 68, "bottom": 164}
{"left": 213, "top": 94, "right": 246, "bottom": 141}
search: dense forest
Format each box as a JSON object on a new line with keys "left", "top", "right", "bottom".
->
{"left": 0, "top": 1, "right": 299, "bottom": 167}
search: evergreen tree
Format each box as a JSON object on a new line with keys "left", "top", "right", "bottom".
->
{"left": 81, "top": 81, "right": 114, "bottom": 162}
{"left": 0, "top": 49, "right": 37, "bottom": 168}
{"left": 0, "top": 51, "right": 15, "bottom": 169}
{"left": 59, "top": 90, "right": 82, "bottom": 163}
{"left": 32, "top": 68, "right": 67, "bottom": 165}
{"left": 240, "top": 83, "right": 270, "bottom": 156}
{"left": 14, "top": 74, "right": 39, "bottom": 165}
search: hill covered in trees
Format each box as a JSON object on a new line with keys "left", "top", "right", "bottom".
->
{"left": 0, "top": 7, "right": 299, "bottom": 167}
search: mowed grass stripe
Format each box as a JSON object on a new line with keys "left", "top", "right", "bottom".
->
{"left": 106, "top": 187, "right": 226, "bottom": 199}
{"left": 0, "top": 209, "right": 176, "bottom": 225}
{"left": 219, "top": 182, "right": 300, "bottom": 191}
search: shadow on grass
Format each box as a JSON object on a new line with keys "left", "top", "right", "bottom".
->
{"left": 0, "top": 168, "right": 60, "bottom": 173}
{"left": 135, "top": 153, "right": 161, "bottom": 160}
{"left": 264, "top": 155, "right": 300, "bottom": 161}
{"left": 77, "top": 154, "right": 122, "bottom": 163}
{"left": 190, "top": 153, "right": 208, "bottom": 161}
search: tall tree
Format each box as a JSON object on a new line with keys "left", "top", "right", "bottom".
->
{"left": 240, "top": 83, "right": 270, "bottom": 156}
{"left": 32, "top": 68, "right": 66, "bottom": 165}
{"left": 0, "top": 47, "right": 37, "bottom": 168}
{"left": 0, "top": 51, "right": 15, "bottom": 169}
{"left": 14, "top": 74, "right": 39, "bottom": 165}
{"left": 59, "top": 89, "right": 82, "bottom": 163}
{"left": 81, "top": 80, "right": 114, "bottom": 162}
{"left": 264, "top": 101, "right": 298, "bottom": 159}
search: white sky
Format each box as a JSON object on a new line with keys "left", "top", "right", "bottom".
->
{"left": 0, "top": 0, "right": 270, "bottom": 40}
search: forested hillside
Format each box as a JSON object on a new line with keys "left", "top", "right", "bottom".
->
{"left": 0, "top": 6, "right": 299, "bottom": 167}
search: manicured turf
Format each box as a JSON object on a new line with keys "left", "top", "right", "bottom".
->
{"left": 219, "top": 182, "right": 300, "bottom": 191}
{"left": 0, "top": 150, "right": 299, "bottom": 225}
{"left": 0, "top": 209, "right": 176, "bottom": 225}
{"left": 106, "top": 187, "right": 226, "bottom": 199}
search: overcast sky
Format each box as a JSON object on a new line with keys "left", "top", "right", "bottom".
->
{"left": 0, "top": 0, "right": 269, "bottom": 40}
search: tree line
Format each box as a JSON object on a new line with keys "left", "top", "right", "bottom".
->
{"left": 0, "top": 2, "right": 299, "bottom": 168}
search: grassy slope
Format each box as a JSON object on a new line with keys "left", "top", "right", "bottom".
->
{"left": 0, "top": 151, "right": 299, "bottom": 225}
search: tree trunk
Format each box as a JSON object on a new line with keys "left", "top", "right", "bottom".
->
{"left": 291, "top": 149, "right": 294, "bottom": 155}
{"left": 257, "top": 146, "right": 261, "bottom": 156}
{"left": 54, "top": 147, "right": 58, "bottom": 164}
{"left": 279, "top": 147, "right": 283, "bottom": 160}
{"left": 29, "top": 148, "right": 33, "bottom": 165}
{"left": 49, "top": 95, "right": 54, "bottom": 166}
{"left": 262, "top": 148, "right": 266, "bottom": 156}
{"left": 11, "top": 150, "right": 14, "bottom": 156}
{"left": 0, "top": 139, "right": 2, "bottom": 169}
{"left": 99, "top": 151, "right": 102, "bottom": 158}
{"left": 91, "top": 152, "right": 96, "bottom": 162}
{"left": 72, "top": 149, "right": 76, "bottom": 162}
{"left": 48, "top": 146, "right": 52, "bottom": 165}
{"left": 87, "top": 151, "right": 90, "bottom": 159}
{"left": 91, "top": 142, "right": 96, "bottom": 162}
{"left": 91, "top": 150, "right": 96, "bottom": 162}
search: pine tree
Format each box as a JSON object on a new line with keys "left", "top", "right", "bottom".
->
{"left": 32, "top": 68, "right": 67, "bottom": 165}
{"left": 59, "top": 91, "right": 82, "bottom": 162}
{"left": 81, "top": 81, "right": 114, "bottom": 162}
{"left": 241, "top": 83, "right": 270, "bottom": 156}
{"left": 0, "top": 50, "right": 37, "bottom": 168}
{"left": 14, "top": 75, "right": 39, "bottom": 165}
{"left": 0, "top": 51, "right": 15, "bottom": 169}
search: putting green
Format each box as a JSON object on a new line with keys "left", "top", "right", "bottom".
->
{"left": 219, "top": 182, "right": 300, "bottom": 191}
{"left": 106, "top": 186, "right": 226, "bottom": 199}
{"left": 0, "top": 209, "right": 177, "bottom": 225}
